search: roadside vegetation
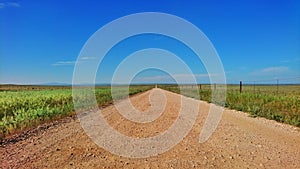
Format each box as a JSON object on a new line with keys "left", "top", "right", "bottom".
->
{"left": 0, "top": 85, "right": 153, "bottom": 139}
{"left": 159, "top": 84, "right": 300, "bottom": 127}
{"left": 1, "top": 84, "right": 299, "bottom": 140}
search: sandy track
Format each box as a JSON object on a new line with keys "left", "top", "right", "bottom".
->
{"left": 1, "top": 88, "right": 300, "bottom": 168}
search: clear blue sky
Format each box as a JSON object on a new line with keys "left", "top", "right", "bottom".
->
{"left": 0, "top": 0, "right": 299, "bottom": 84}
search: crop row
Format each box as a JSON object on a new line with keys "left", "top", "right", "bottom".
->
{"left": 0, "top": 85, "right": 153, "bottom": 139}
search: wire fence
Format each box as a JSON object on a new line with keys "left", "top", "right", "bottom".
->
{"left": 238, "top": 77, "right": 300, "bottom": 93}
{"left": 173, "top": 77, "right": 300, "bottom": 94}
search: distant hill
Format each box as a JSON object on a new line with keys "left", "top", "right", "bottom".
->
{"left": 38, "top": 82, "right": 71, "bottom": 86}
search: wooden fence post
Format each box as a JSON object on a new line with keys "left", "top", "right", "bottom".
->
{"left": 240, "top": 81, "right": 242, "bottom": 93}
{"left": 276, "top": 79, "right": 279, "bottom": 93}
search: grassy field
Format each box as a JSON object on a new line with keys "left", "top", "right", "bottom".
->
{"left": 1, "top": 84, "right": 299, "bottom": 140}
{"left": 0, "top": 85, "right": 154, "bottom": 139}
{"left": 159, "top": 84, "right": 300, "bottom": 127}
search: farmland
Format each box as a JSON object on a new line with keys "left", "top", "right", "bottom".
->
{"left": 159, "top": 84, "right": 300, "bottom": 127}
{"left": 0, "top": 85, "right": 154, "bottom": 139}
{"left": 2, "top": 87, "right": 300, "bottom": 168}
{"left": 1, "top": 84, "right": 299, "bottom": 141}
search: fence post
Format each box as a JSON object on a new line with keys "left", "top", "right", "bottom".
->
{"left": 276, "top": 79, "right": 279, "bottom": 93}
{"left": 199, "top": 84, "right": 202, "bottom": 90}
{"left": 214, "top": 83, "right": 216, "bottom": 90}
{"left": 240, "top": 81, "right": 242, "bottom": 93}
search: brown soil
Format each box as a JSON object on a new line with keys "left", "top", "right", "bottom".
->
{"left": 1, "top": 88, "right": 300, "bottom": 169}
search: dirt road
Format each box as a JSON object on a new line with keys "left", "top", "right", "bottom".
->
{"left": 1, "top": 88, "right": 300, "bottom": 168}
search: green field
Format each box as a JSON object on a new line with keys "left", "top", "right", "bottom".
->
{"left": 1, "top": 84, "right": 299, "bottom": 140}
{"left": 159, "top": 84, "right": 300, "bottom": 127}
{"left": 0, "top": 85, "right": 154, "bottom": 139}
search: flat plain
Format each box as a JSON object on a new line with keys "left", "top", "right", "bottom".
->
{"left": 1, "top": 88, "right": 300, "bottom": 168}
